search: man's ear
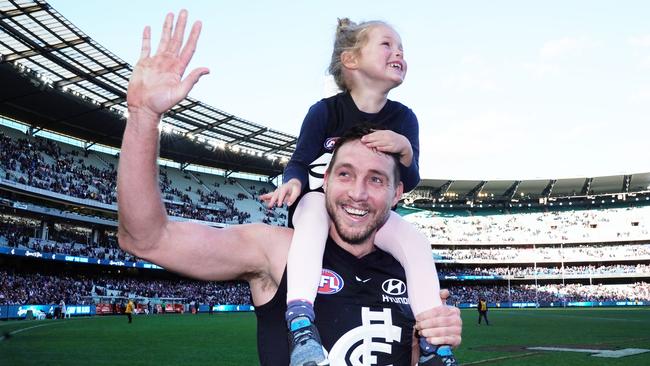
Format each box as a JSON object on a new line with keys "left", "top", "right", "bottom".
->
{"left": 341, "top": 50, "right": 359, "bottom": 70}
{"left": 322, "top": 170, "right": 329, "bottom": 191}
{"left": 391, "top": 181, "right": 404, "bottom": 207}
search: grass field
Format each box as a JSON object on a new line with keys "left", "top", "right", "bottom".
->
{"left": 1, "top": 308, "right": 649, "bottom": 365}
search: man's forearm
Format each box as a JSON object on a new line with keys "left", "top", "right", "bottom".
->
{"left": 117, "top": 110, "right": 168, "bottom": 254}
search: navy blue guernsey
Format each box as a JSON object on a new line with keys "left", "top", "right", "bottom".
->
{"left": 283, "top": 91, "right": 420, "bottom": 193}
{"left": 254, "top": 237, "right": 415, "bottom": 365}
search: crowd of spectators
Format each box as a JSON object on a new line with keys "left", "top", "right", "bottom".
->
{"left": 0, "top": 131, "right": 286, "bottom": 226}
{"left": 434, "top": 244, "right": 650, "bottom": 262}
{"left": 4, "top": 267, "right": 648, "bottom": 307}
{"left": 93, "top": 277, "right": 250, "bottom": 305}
{"left": 0, "top": 270, "right": 92, "bottom": 305}
{"left": 0, "top": 133, "right": 117, "bottom": 204}
{"left": 0, "top": 215, "right": 138, "bottom": 263}
{"left": 448, "top": 282, "right": 650, "bottom": 304}
{"left": 440, "top": 264, "right": 650, "bottom": 277}
{"left": 0, "top": 269, "right": 249, "bottom": 305}
{"left": 409, "top": 206, "right": 650, "bottom": 245}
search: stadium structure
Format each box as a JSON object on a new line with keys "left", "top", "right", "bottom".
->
{"left": 1, "top": 0, "right": 649, "bottom": 322}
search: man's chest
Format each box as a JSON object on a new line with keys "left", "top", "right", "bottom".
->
{"left": 313, "top": 258, "right": 414, "bottom": 365}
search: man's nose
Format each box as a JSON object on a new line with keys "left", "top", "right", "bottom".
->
{"left": 348, "top": 179, "right": 368, "bottom": 201}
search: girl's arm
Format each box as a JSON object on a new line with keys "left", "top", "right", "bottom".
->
{"left": 282, "top": 102, "right": 329, "bottom": 189}
{"left": 397, "top": 110, "right": 420, "bottom": 192}
{"left": 261, "top": 102, "right": 329, "bottom": 207}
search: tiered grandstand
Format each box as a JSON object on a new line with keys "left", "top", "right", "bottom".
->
{"left": 402, "top": 178, "right": 650, "bottom": 308}
{"left": 1, "top": 0, "right": 649, "bottom": 319}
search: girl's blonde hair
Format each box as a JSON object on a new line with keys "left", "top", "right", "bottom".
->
{"left": 328, "top": 18, "right": 390, "bottom": 92}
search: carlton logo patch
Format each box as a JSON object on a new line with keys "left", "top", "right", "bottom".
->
{"left": 324, "top": 137, "right": 339, "bottom": 151}
{"left": 318, "top": 268, "right": 344, "bottom": 295}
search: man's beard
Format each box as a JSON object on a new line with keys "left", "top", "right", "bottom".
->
{"left": 326, "top": 198, "right": 389, "bottom": 245}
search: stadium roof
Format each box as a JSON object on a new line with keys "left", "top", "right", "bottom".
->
{"left": 1, "top": 1, "right": 649, "bottom": 191}
{"left": 412, "top": 172, "right": 650, "bottom": 203}
{"left": 0, "top": 0, "right": 296, "bottom": 177}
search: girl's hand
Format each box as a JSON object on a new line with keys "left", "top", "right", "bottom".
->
{"left": 260, "top": 178, "right": 302, "bottom": 208}
{"left": 361, "top": 130, "right": 413, "bottom": 167}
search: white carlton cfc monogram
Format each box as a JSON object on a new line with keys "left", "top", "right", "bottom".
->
{"left": 327, "top": 307, "right": 402, "bottom": 365}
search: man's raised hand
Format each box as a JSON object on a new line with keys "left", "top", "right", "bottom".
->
{"left": 126, "top": 10, "right": 209, "bottom": 119}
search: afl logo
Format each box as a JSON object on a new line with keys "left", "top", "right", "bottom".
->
{"left": 324, "top": 137, "right": 339, "bottom": 151}
{"left": 318, "top": 269, "right": 344, "bottom": 295}
{"left": 382, "top": 279, "right": 406, "bottom": 296}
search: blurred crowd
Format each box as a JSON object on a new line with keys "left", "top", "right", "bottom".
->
{"left": 440, "top": 263, "right": 650, "bottom": 277}
{"left": 3, "top": 268, "right": 648, "bottom": 307}
{"left": 433, "top": 244, "right": 650, "bottom": 262}
{"left": 409, "top": 206, "right": 650, "bottom": 244}
{"left": 0, "top": 131, "right": 286, "bottom": 225}
{"left": 448, "top": 282, "right": 650, "bottom": 304}
{"left": 0, "top": 269, "right": 250, "bottom": 305}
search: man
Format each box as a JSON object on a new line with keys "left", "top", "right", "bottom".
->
{"left": 117, "top": 10, "right": 461, "bottom": 365}
{"left": 126, "top": 299, "right": 135, "bottom": 324}
{"left": 477, "top": 297, "right": 489, "bottom": 326}
{"left": 59, "top": 299, "right": 67, "bottom": 320}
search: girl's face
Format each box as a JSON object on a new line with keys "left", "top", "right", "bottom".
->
{"left": 355, "top": 25, "right": 407, "bottom": 90}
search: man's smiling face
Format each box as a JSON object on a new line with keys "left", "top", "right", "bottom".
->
{"left": 324, "top": 139, "right": 403, "bottom": 248}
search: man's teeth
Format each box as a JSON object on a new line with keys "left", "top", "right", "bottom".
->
{"left": 344, "top": 206, "right": 368, "bottom": 217}
{"left": 389, "top": 63, "right": 401, "bottom": 70}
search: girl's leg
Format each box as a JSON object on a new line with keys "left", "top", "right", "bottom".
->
{"left": 375, "top": 212, "right": 457, "bottom": 365}
{"left": 374, "top": 211, "right": 441, "bottom": 315}
{"left": 286, "top": 191, "right": 329, "bottom": 320}
{"left": 285, "top": 191, "right": 329, "bottom": 365}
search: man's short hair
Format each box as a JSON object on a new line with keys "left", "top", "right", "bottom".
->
{"left": 326, "top": 124, "right": 401, "bottom": 185}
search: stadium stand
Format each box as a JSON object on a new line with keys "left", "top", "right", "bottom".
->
{"left": 1, "top": 0, "right": 649, "bottom": 318}
{"left": 0, "top": 268, "right": 250, "bottom": 307}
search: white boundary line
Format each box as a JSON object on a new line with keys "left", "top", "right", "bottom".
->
{"left": 0, "top": 322, "right": 61, "bottom": 341}
{"left": 461, "top": 352, "right": 541, "bottom": 365}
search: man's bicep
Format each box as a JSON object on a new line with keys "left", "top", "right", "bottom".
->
{"left": 139, "top": 222, "right": 281, "bottom": 281}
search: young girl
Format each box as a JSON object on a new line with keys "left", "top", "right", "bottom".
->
{"left": 261, "top": 18, "right": 456, "bottom": 366}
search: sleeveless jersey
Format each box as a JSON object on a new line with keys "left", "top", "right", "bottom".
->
{"left": 255, "top": 237, "right": 415, "bottom": 365}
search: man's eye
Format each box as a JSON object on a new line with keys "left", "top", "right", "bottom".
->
{"left": 370, "top": 176, "right": 384, "bottom": 184}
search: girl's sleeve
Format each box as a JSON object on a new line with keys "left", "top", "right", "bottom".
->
{"left": 282, "top": 102, "right": 329, "bottom": 191}
{"left": 399, "top": 110, "right": 420, "bottom": 192}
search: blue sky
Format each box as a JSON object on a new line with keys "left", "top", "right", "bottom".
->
{"left": 48, "top": 0, "right": 650, "bottom": 180}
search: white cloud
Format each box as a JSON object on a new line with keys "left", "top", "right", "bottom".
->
{"left": 524, "top": 37, "right": 596, "bottom": 79}
{"left": 539, "top": 37, "right": 594, "bottom": 60}
{"left": 641, "top": 56, "right": 650, "bottom": 69}
{"left": 523, "top": 61, "right": 559, "bottom": 79}
{"left": 628, "top": 87, "right": 650, "bottom": 104}
{"left": 628, "top": 34, "right": 650, "bottom": 48}
{"left": 441, "top": 55, "right": 502, "bottom": 93}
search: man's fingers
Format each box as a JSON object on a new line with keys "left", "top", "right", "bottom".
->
{"left": 156, "top": 12, "right": 174, "bottom": 55}
{"left": 178, "top": 67, "right": 209, "bottom": 101}
{"left": 169, "top": 9, "right": 188, "bottom": 55}
{"left": 139, "top": 26, "right": 151, "bottom": 61}
{"left": 425, "top": 335, "right": 462, "bottom": 348}
{"left": 439, "top": 289, "right": 450, "bottom": 305}
{"left": 277, "top": 189, "right": 288, "bottom": 207}
{"left": 179, "top": 21, "right": 202, "bottom": 71}
{"left": 415, "top": 314, "right": 461, "bottom": 329}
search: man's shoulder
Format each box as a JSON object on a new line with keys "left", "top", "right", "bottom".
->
{"left": 241, "top": 224, "right": 292, "bottom": 305}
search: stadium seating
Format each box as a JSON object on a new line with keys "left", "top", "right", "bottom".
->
{"left": 1, "top": 123, "right": 649, "bottom": 309}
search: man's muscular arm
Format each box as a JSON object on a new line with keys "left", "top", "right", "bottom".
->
{"left": 117, "top": 11, "right": 285, "bottom": 283}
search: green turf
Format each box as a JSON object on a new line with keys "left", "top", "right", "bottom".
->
{"left": 1, "top": 308, "right": 649, "bottom": 365}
